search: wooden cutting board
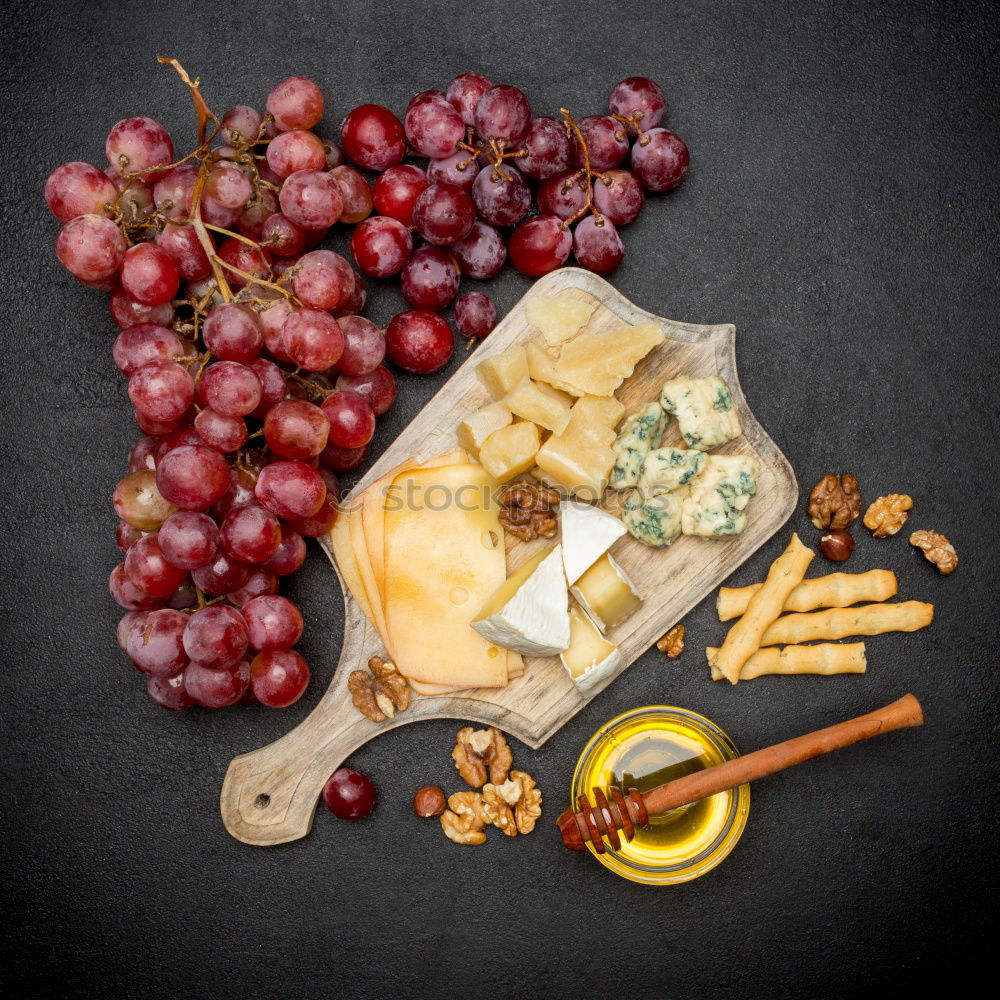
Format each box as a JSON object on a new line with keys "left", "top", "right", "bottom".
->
{"left": 221, "top": 267, "right": 797, "bottom": 845}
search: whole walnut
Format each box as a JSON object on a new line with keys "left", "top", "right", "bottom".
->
{"left": 808, "top": 474, "right": 861, "bottom": 530}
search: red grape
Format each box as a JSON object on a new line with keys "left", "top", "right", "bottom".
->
{"left": 385, "top": 310, "right": 454, "bottom": 374}
{"left": 454, "top": 291, "right": 496, "bottom": 339}
{"left": 330, "top": 166, "right": 373, "bottom": 225}
{"left": 167, "top": 579, "right": 198, "bottom": 610}
{"left": 322, "top": 138, "right": 345, "bottom": 169}
{"left": 285, "top": 487, "right": 339, "bottom": 537}
{"left": 266, "top": 76, "right": 324, "bottom": 132}
{"left": 237, "top": 187, "right": 280, "bottom": 240}
{"left": 126, "top": 608, "right": 188, "bottom": 678}
{"left": 321, "top": 391, "right": 376, "bottom": 448}
{"left": 118, "top": 610, "right": 145, "bottom": 650}
{"left": 120, "top": 243, "right": 180, "bottom": 306}
{"left": 229, "top": 570, "right": 279, "bottom": 607}
{"left": 334, "top": 270, "right": 366, "bottom": 317}
{"left": 412, "top": 182, "right": 475, "bottom": 246}
{"left": 45, "top": 161, "right": 117, "bottom": 221}
{"left": 335, "top": 366, "right": 396, "bottom": 416}
{"left": 592, "top": 169, "right": 645, "bottom": 225}
{"left": 216, "top": 237, "right": 271, "bottom": 291}
{"left": 147, "top": 671, "right": 195, "bottom": 711}
{"left": 255, "top": 460, "right": 326, "bottom": 519}
{"left": 109, "top": 563, "right": 162, "bottom": 610}
{"left": 221, "top": 503, "right": 282, "bottom": 564}
{"left": 471, "top": 167, "right": 530, "bottom": 227}
{"left": 400, "top": 246, "right": 459, "bottom": 311}
{"left": 156, "top": 444, "right": 231, "bottom": 510}
{"left": 573, "top": 115, "right": 629, "bottom": 172}
{"left": 509, "top": 215, "right": 572, "bottom": 276}
{"left": 114, "top": 469, "right": 176, "bottom": 531}
{"left": 199, "top": 194, "right": 239, "bottom": 229}
{"left": 572, "top": 215, "right": 624, "bottom": 274}
{"left": 190, "top": 550, "right": 251, "bottom": 596}
{"left": 194, "top": 408, "right": 247, "bottom": 451}
{"left": 259, "top": 530, "right": 307, "bottom": 576}
{"left": 350, "top": 216, "right": 413, "bottom": 278}
{"left": 281, "top": 308, "right": 345, "bottom": 371}
{"left": 128, "top": 360, "right": 194, "bottom": 425}
{"left": 264, "top": 399, "right": 330, "bottom": 460}
{"left": 200, "top": 361, "right": 263, "bottom": 417}
{"left": 116, "top": 520, "right": 144, "bottom": 553}
{"left": 56, "top": 214, "right": 127, "bottom": 284}
{"left": 372, "top": 164, "right": 427, "bottom": 227}
{"left": 124, "top": 534, "right": 188, "bottom": 597}
{"left": 427, "top": 150, "right": 479, "bottom": 192}
{"left": 336, "top": 316, "right": 385, "bottom": 376}
{"left": 474, "top": 85, "right": 531, "bottom": 144}
{"left": 214, "top": 467, "right": 258, "bottom": 521}
{"left": 113, "top": 324, "right": 184, "bottom": 377}
{"left": 153, "top": 164, "right": 198, "bottom": 221}
{"left": 292, "top": 249, "right": 354, "bottom": 311}
{"left": 154, "top": 427, "right": 205, "bottom": 464}
{"left": 630, "top": 128, "right": 689, "bottom": 191}
{"left": 246, "top": 356, "right": 286, "bottom": 417}
{"left": 202, "top": 304, "right": 263, "bottom": 362}
{"left": 322, "top": 767, "right": 376, "bottom": 820}
{"left": 320, "top": 439, "right": 368, "bottom": 471}
{"left": 279, "top": 170, "right": 344, "bottom": 229}
{"left": 451, "top": 220, "right": 506, "bottom": 280}
{"left": 250, "top": 649, "right": 310, "bottom": 708}
{"left": 446, "top": 72, "right": 492, "bottom": 126}
{"left": 110, "top": 288, "right": 174, "bottom": 329}
{"left": 106, "top": 116, "right": 174, "bottom": 176}
{"left": 128, "top": 435, "right": 159, "bottom": 473}
{"left": 158, "top": 511, "right": 219, "bottom": 570}
{"left": 265, "top": 129, "right": 326, "bottom": 178}
{"left": 608, "top": 76, "right": 666, "bottom": 135}
{"left": 221, "top": 105, "right": 262, "bottom": 145}
{"left": 404, "top": 90, "right": 464, "bottom": 159}
{"left": 183, "top": 604, "right": 248, "bottom": 671}
{"left": 184, "top": 659, "right": 251, "bottom": 708}
{"left": 261, "top": 214, "right": 307, "bottom": 257}
{"left": 340, "top": 104, "right": 406, "bottom": 171}
{"left": 155, "top": 224, "right": 212, "bottom": 280}
{"left": 205, "top": 163, "right": 253, "bottom": 209}
{"left": 242, "top": 594, "right": 303, "bottom": 651}
{"left": 518, "top": 116, "right": 573, "bottom": 179}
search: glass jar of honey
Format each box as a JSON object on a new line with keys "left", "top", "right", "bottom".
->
{"left": 570, "top": 705, "right": 750, "bottom": 884}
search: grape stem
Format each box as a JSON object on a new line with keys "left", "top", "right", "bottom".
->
{"left": 610, "top": 109, "right": 651, "bottom": 146}
{"left": 557, "top": 109, "right": 609, "bottom": 230}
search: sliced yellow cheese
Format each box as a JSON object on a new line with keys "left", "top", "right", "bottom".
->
{"left": 570, "top": 552, "right": 642, "bottom": 632}
{"left": 502, "top": 378, "right": 573, "bottom": 434}
{"left": 560, "top": 606, "right": 622, "bottom": 695}
{"left": 383, "top": 463, "right": 508, "bottom": 688}
{"left": 457, "top": 403, "right": 512, "bottom": 458}
{"left": 477, "top": 345, "right": 529, "bottom": 398}
{"left": 555, "top": 321, "right": 665, "bottom": 396}
{"left": 330, "top": 506, "right": 378, "bottom": 631}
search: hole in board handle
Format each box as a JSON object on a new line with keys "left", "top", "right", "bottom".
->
{"left": 254, "top": 793, "right": 271, "bottom": 809}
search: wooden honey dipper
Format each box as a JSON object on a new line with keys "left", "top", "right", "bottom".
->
{"left": 556, "top": 693, "right": 924, "bottom": 852}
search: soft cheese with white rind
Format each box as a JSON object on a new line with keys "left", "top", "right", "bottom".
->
{"left": 610, "top": 401, "right": 668, "bottom": 490}
{"left": 660, "top": 375, "right": 742, "bottom": 451}
{"left": 570, "top": 552, "right": 642, "bottom": 632}
{"left": 561, "top": 606, "right": 623, "bottom": 695}
{"left": 622, "top": 487, "right": 688, "bottom": 548}
{"left": 559, "top": 499, "right": 627, "bottom": 585}
{"left": 681, "top": 454, "right": 760, "bottom": 537}
{"left": 472, "top": 544, "right": 570, "bottom": 655}
{"left": 639, "top": 447, "right": 706, "bottom": 492}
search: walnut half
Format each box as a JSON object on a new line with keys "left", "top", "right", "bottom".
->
{"left": 864, "top": 494, "right": 913, "bottom": 538}
{"left": 910, "top": 530, "right": 958, "bottom": 575}
{"left": 440, "top": 791, "right": 488, "bottom": 846}
{"left": 452, "top": 726, "right": 513, "bottom": 788}
{"left": 807, "top": 474, "right": 861, "bottom": 530}
{"left": 498, "top": 481, "right": 559, "bottom": 542}
{"left": 656, "top": 624, "right": 685, "bottom": 659}
{"left": 481, "top": 771, "right": 543, "bottom": 836}
{"left": 348, "top": 655, "right": 410, "bottom": 722}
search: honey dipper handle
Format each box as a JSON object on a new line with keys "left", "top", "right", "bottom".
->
{"left": 642, "top": 694, "right": 924, "bottom": 817}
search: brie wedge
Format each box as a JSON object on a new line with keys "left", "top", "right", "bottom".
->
{"left": 570, "top": 552, "right": 642, "bottom": 632}
{"left": 560, "top": 606, "right": 622, "bottom": 695}
{"left": 559, "top": 499, "right": 627, "bottom": 585}
{"left": 472, "top": 545, "right": 570, "bottom": 655}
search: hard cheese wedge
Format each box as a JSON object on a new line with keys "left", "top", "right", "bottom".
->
{"left": 560, "top": 606, "right": 622, "bottom": 696}
{"left": 571, "top": 552, "right": 643, "bottom": 632}
{"left": 525, "top": 294, "right": 597, "bottom": 346}
{"left": 559, "top": 499, "right": 627, "bottom": 585}
{"left": 554, "top": 321, "right": 665, "bottom": 396}
{"left": 383, "top": 463, "right": 509, "bottom": 688}
{"left": 472, "top": 544, "right": 570, "bottom": 655}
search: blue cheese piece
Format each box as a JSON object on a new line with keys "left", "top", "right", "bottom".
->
{"left": 680, "top": 455, "right": 760, "bottom": 537}
{"left": 639, "top": 447, "right": 706, "bottom": 492}
{"left": 610, "top": 402, "right": 667, "bottom": 491}
{"left": 622, "top": 487, "right": 688, "bottom": 547}
{"left": 660, "top": 376, "right": 742, "bottom": 451}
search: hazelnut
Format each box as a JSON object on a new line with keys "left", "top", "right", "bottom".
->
{"left": 413, "top": 785, "right": 446, "bottom": 818}
{"left": 820, "top": 528, "right": 854, "bottom": 562}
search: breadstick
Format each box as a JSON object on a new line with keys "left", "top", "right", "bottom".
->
{"left": 716, "top": 569, "right": 898, "bottom": 622}
{"left": 760, "top": 601, "right": 934, "bottom": 646}
{"left": 711, "top": 533, "right": 815, "bottom": 684}
{"left": 707, "top": 643, "right": 867, "bottom": 681}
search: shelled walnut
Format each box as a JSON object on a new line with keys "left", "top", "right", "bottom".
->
{"left": 510, "top": 771, "right": 542, "bottom": 834}
{"left": 807, "top": 474, "right": 861, "bottom": 530}
{"left": 481, "top": 771, "right": 543, "bottom": 836}
{"left": 864, "top": 494, "right": 913, "bottom": 537}
{"left": 440, "top": 791, "right": 488, "bottom": 846}
{"left": 348, "top": 655, "right": 410, "bottom": 722}
{"left": 910, "top": 530, "right": 958, "bottom": 575}
{"left": 452, "top": 726, "right": 513, "bottom": 787}
{"left": 656, "top": 624, "right": 685, "bottom": 658}
{"left": 498, "top": 480, "right": 559, "bottom": 542}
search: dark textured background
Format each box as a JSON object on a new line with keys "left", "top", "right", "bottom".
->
{"left": 2, "top": 0, "right": 998, "bottom": 996}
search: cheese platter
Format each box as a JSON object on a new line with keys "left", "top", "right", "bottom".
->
{"left": 220, "top": 267, "right": 797, "bottom": 846}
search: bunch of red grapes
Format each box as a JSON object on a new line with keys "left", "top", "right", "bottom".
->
{"left": 45, "top": 63, "right": 687, "bottom": 717}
